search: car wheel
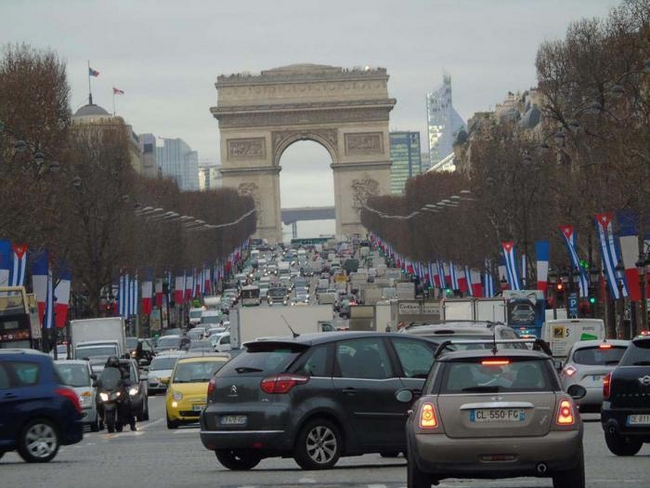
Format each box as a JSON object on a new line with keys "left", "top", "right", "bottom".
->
{"left": 106, "top": 410, "right": 116, "bottom": 433}
{"left": 215, "top": 449, "right": 262, "bottom": 470}
{"left": 552, "top": 448, "right": 585, "bottom": 488}
{"left": 90, "top": 417, "right": 100, "bottom": 433}
{"left": 604, "top": 432, "right": 643, "bottom": 456}
{"left": 294, "top": 418, "right": 341, "bottom": 470}
{"left": 166, "top": 414, "right": 179, "bottom": 429}
{"left": 0, "top": 451, "right": 4, "bottom": 460}
{"left": 17, "top": 419, "right": 60, "bottom": 463}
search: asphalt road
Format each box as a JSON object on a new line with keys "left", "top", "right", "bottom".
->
{"left": 1, "top": 396, "right": 648, "bottom": 488}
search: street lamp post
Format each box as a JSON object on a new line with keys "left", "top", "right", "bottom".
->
{"left": 589, "top": 265, "right": 600, "bottom": 319}
{"left": 548, "top": 268, "right": 558, "bottom": 319}
{"left": 615, "top": 263, "right": 626, "bottom": 339}
{"left": 636, "top": 252, "right": 649, "bottom": 333}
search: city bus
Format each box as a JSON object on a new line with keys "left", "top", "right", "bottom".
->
{"left": 0, "top": 286, "right": 41, "bottom": 349}
{"left": 240, "top": 285, "right": 261, "bottom": 307}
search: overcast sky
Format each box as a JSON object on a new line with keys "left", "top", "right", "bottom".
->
{"left": 1, "top": 0, "right": 620, "bottom": 237}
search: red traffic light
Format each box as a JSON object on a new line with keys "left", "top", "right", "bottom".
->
{"left": 556, "top": 283, "right": 564, "bottom": 291}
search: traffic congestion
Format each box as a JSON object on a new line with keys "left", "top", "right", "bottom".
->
{"left": 1, "top": 238, "right": 649, "bottom": 488}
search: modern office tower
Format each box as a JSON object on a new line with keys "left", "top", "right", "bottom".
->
{"left": 156, "top": 138, "right": 199, "bottom": 191}
{"left": 139, "top": 133, "right": 159, "bottom": 178}
{"left": 389, "top": 131, "right": 421, "bottom": 194}
{"left": 198, "top": 163, "right": 222, "bottom": 191}
{"left": 426, "top": 74, "right": 465, "bottom": 169}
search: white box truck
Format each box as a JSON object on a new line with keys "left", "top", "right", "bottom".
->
{"left": 70, "top": 317, "right": 127, "bottom": 370}
{"left": 541, "top": 318, "right": 606, "bottom": 359}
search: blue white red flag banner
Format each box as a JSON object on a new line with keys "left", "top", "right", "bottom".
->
{"left": 88, "top": 66, "right": 100, "bottom": 77}
{"left": 501, "top": 242, "right": 521, "bottom": 291}
{"left": 457, "top": 265, "right": 468, "bottom": 293}
{"left": 129, "top": 273, "right": 138, "bottom": 316}
{"left": 11, "top": 243, "right": 28, "bottom": 286}
{"left": 535, "top": 241, "right": 550, "bottom": 293}
{"left": 155, "top": 278, "right": 163, "bottom": 308}
{"left": 617, "top": 211, "right": 642, "bottom": 302}
{"left": 54, "top": 261, "right": 71, "bottom": 329}
{"left": 595, "top": 213, "right": 628, "bottom": 300}
{"left": 44, "top": 267, "right": 54, "bottom": 330}
{"left": 141, "top": 268, "right": 153, "bottom": 315}
{"left": 194, "top": 269, "right": 201, "bottom": 297}
{"left": 559, "top": 226, "right": 589, "bottom": 297}
{"left": 0, "top": 239, "right": 11, "bottom": 286}
{"left": 429, "top": 262, "right": 440, "bottom": 288}
{"left": 118, "top": 272, "right": 130, "bottom": 317}
{"left": 470, "top": 268, "right": 483, "bottom": 297}
{"left": 174, "top": 274, "right": 184, "bottom": 304}
{"left": 449, "top": 262, "right": 459, "bottom": 290}
{"left": 185, "top": 271, "right": 193, "bottom": 302}
{"left": 437, "top": 261, "right": 446, "bottom": 288}
{"left": 464, "top": 267, "right": 473, "bottom": 297}
{"left": 520, "top": 254, "right": 528, "bottom": 288}
{"left": 31, "top": 250, "right": 49, "bottom": 325}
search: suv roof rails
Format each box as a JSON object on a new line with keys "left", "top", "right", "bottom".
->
{"left": 434, "top": 338, "right": 552, "bottom": 359}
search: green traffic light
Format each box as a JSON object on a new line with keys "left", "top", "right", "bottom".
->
{"left": 589, "top": 296, "right": 596, "bottom": 304}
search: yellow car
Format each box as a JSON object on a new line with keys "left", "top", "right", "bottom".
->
{"left": 166, "top": 354, "right": 230, "bottom": 429}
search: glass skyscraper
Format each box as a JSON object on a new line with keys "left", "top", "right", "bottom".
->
{"left": 155, "top": 138, "right": 199, "bottom": 191}
{"left": 390, "top": 131, "right": 421, "bottom": 194}
{"left": 426, "top": 75, "right": 465, "bottom": 170}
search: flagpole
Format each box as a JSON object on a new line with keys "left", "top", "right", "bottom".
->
{"left": 87, "top": 60, "right": 92, "bottom": 105}
{"left": 112, "top": 91, "right": 116, "bottom": 116}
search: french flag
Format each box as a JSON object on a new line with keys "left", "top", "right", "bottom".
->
{"left": 174, "top": 274, "right": 184, "bottom": 304}
{"left": 185, "top": 271, "right": 193, "bottom": 302}
{"left": 470, "top": 268, "right": 483, "bottom": 297}
{"left": 204, "top": 265, "right": 212, "bottom": 295}
{"left": 194, "top": 269, "right": 201, "bottom": 297}
{"left": 0, "top": 239, "right": 11, "bottom": 286}
{"left": 31, "top": 250, "right": 50, "bottom": 325}
{"left": 535, "top": 241, "right": 550, "bottom": 293}
{"left": 54, "top": 261, "right": 71, "bottom": 329}
{"left": 11, "top": 243, "right": 28, "bottom": 286}
{"left": 617, "top": 212, "right": 642, "bottom": 302}
{"left": 141, "top": 268, "right": 153, "bottom": 315}
{"left": 155, "top": 278, "right": 164, "bottom": 308}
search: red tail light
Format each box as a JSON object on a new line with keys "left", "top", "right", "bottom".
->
{"left": 563, "top": 365, "right": 577, "bottom": 377}
{"left": 419, "top": 402, "right": 439, "bottom": 429}
{"left": 207, "top": 377, "right": 216, "bottom": 397}
{"left": 603, "top": 372, "right": 612, "bottom": 399}
{"left": 56, "top": 387, "right": 82, "bottom": 414}
{"left": 556, "top": 399, "right": 575, "bottom": 425}
{"left": 260, "top": 374, "right": 309, "bottom": 394}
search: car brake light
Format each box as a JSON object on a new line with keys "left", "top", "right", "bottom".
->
{"left": 556, "top": 399, "right": 575, "bottom": 425}
{"left": 481, "top": 359, "right": 510, "bottom": 366}
{"left": 207, "top": 377, "right": 216, "bottom": 396}
{"left": 260, "top": 374, "right": 309, "bottom": 394}
{"left": 563, "top": 365, "right": 577, "bottom": 377}
{"left": 419, "top": 402, "right": 438, "bottom": 429}
{"left": 603, "top": 372, "right": 612, "bottom": 399}
{"left": 56, "top": 387, "right": 82, "bottom": 414}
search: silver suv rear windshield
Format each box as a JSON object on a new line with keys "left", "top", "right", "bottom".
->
{"left": 572, "top": 346, "right": 627, "bottom": 366}
{"left": 441, "top": 358, "right": 556, "bottom": 393}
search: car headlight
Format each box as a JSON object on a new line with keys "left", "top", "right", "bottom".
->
{"left": 129, "top": 387, "right": 139, "bottom": 396}
{"left": 172, "top": 391, "right": 183, "bottom": 401}
{"left": 99, "top": 392, "right": 109, "bottom": 402}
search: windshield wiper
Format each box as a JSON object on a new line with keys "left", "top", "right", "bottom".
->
{"left": 461, "top": 386, "right": 500, "bottom": 393}
{"left": 235, "top": 366, "right": 264, "bottom": 373}
{"left": 632, "top": 361, "right": 650, "bottom": 366}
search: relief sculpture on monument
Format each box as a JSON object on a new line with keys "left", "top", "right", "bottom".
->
{"left": 344, "top": 132, "right": 383, "bottom": 155}
{"left": 227, "top": 138, "right": 266, "bottom": 160}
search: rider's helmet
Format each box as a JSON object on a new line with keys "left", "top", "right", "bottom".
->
{"left": 106, "top": 356, "right": 120, "bottom": 368}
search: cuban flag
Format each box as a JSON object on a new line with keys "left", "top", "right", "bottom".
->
{"left": 429, "top": 262, "right": 440, "bottom": 288}
{"left": 11, "top": 243, "right": 28, "bottom": 286}
{"left": 0, "top": 239, "right": 11, "bottom": 286}
{"left": 559, "top": 226, "right": 589, "bottom": 297}
{"left": 501, "top": 242, "right": 521, "bottom": 291}
{"left": 141, "top": 268, "right": 153, "bottom": 315}
{"left": 174, "top": 274, "right": 184, "bottom": 304}
{"left": 464, "top": 267, "right": 473, "bottom": 297}
{"left": 484, "top": 259, "right": 495, "bottom": 297}
{"left": 595, "top": 213, "right": 628, "bottom": 300}
{"left": 129, "top": 273, "right": 138, "bottom": 316}
{"left": 155, "top": 278, "right": 164, "bottom": 308}
{"left": 470, "top": 268, "right": 483, "bottom": 297}
{"left": 54, "top": 261, "right": 71, "bottom": 329}
{"left": 437, "top": 261, "right": 447, "bottom": 289}
{"left": 31, "top": 250, "right": 50, "bottom": 325}
{"left": 535, "top": 241, "right": 550, "bottom": 293}
{"left": 118, "top": 272, "right": 130, "bottom": 317}
{"left": 617, "top": 211, "right": 642, "bottom": 302}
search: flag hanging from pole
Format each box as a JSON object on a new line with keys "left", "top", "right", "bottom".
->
{"left": 617, "top": 211, "right": 642, "bottom": 302}
{"left": 141, "top": 268, "right": 153, "bottom": 315}
{"left": 31, "top": 250, "right": 50, "bottom": 325}
{"left": 0, "top": 239, "right": 11, "bottom": 286}
{"left": 559, "top": 226, "right": 589, "bottom": 297}
{"left": 155, "top": 278, "right": 164, "bottom": 309}
{"left": 501, "top": 242, "right": 521, "bottom": 290}
{"left": 595, "top": 213, "right": 628, "bottom": 300}
{"left": 113, "top": 87, "right": 124, "bottom": 95}
{"left": 118, "top": 271, "right": 130, "bottom": 317}
{"left": 11, "top": 243, "right": 28, "bottom": 286}
{"left": 54, "top": 261, "right": 71, "bottom": 329}
{"left": 535, "top": 241, "right": 550, "bottom": 293}
{"left": 88, "top": 66, "right": 100, "bottom": 77}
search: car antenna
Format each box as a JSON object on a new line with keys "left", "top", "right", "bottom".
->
{"left": 281, "top": 315, "right": 299, "bottom": 338}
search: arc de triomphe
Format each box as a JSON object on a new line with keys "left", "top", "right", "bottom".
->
{"left": 211, "top": 64, "right": 396, "bottom": 243}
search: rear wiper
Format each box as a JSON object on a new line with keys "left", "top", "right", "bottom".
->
{"left": 604, "top": 360, "right": 620, "bottom": 365}
{"left": 235, "top": 366, "right": 264, "bottom": 373}
{"left": 632, "top": 361, "right": 650, "bottom": 366}
{"left": 461, "top": 386, "right": 499, "bottom": 393}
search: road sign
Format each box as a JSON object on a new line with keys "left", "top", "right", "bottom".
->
{"left": 568, "top": 292, "right": 578, "bottom": 318}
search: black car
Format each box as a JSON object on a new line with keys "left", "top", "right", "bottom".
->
{"left": 0, "top": 349, "right": 84, "bottom": 462}
{"left": 601, "top": 334, "right": 650, "bottom": 456}
{"left": 199, "top": 331, "right": 439, "bottom": 470}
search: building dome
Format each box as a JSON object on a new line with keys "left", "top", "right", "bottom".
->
{"left": 74, "top": 103, "right": 110, "bottom": 117}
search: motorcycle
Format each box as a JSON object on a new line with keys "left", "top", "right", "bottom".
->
{"left": 96, "top": 367, "right": 132, "bottom": 433}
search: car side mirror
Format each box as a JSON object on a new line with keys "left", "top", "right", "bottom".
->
{"left": 567, "top": 384, "right": 587, "bottom": 400}
{"left": 90, "top": 374, "right": 97, "bottom": 381}
{"left": 395, "top": 389, "right": 414, "bottom": 403}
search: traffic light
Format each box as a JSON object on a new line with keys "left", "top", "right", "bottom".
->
{"left": 589, "top": 295, "right": 596, "bottom": 305}
{"left": 556, "top": 282, "right": 564, "bottom": 291}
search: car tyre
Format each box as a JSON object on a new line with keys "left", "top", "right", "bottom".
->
{"left": 90, "top": 417, "right": 100, "bottom": 432}
{"left": 215, "top": 449, "right": 262, "bottom": 470}
{"left": 166, "top": 414, "right": 179, "bottom": 429}
{"left": 106, "top": 410, "right": 116, "bottom": 433}
{"left": 552, "top": 448, "right": 585, "bottom": 488}
{"left": 17, "top": 418, "right": 60, "bottom": 463}
{"left": 294, "top": 418, "right": 342, "bottom": 470}
{"left": 604, "top": 432, "right": 643, "bottom": 456}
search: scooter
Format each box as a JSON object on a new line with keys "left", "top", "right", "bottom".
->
{"left": 96, "top": 368, "right": 130, "bottom": 433}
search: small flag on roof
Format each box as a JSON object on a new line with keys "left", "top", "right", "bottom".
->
{"left": 88, "top": 66, "right": 100, "bottom": 77}
{"left": 113, "top": 87, "right": 124, "bottom": 95}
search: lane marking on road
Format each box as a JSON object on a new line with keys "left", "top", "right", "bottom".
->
{"left": 137, "top": 418, "right": 163, "bottom": 430}
{"left": 298, "top": 479, "right": 316, "bottom": 484}
{"left": 173, "top": 428, "right": 200, "bottom": 434}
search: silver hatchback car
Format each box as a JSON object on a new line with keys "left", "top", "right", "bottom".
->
{"left": 559, "top": 339, "right": 629, "bottom": 413}
{"left": 405, "top": 339, "right": 586, "bottom": 488}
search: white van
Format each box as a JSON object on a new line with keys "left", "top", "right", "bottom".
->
{"left": 542, "top": 318, "right": 606, "bottom": 359}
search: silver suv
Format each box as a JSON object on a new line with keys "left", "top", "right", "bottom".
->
{"left": 401, "top": 321, "right": 523, "bottom": 350}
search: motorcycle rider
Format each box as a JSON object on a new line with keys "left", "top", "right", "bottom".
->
{"left": 102, "top": 356, "right": 137, "bottom": 431}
